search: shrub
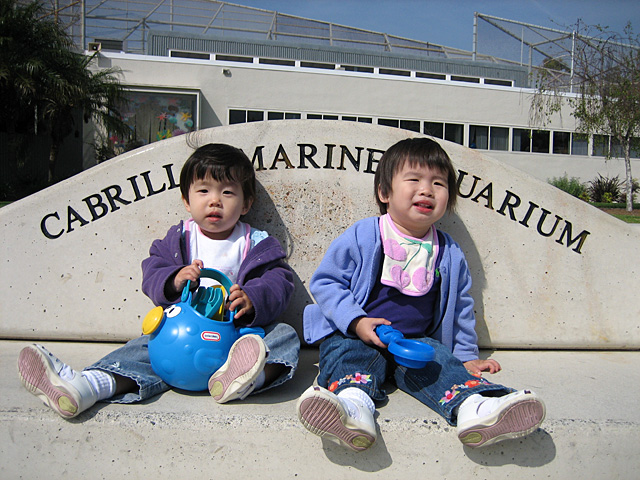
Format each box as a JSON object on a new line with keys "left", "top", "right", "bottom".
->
{"left": 548, "top": 174, "right": 588, "bottom": 200}
{"left": 588, "top": 174, "right": 622, "bottom": 203}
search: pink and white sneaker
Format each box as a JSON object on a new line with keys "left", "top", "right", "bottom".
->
{"left": 208, "top": 334, "right": 267, "bottom": 403}
{"left": 17, "top": 344, "right": 97, "bottom": 418}
{"left": 296, "top": 386, "right": 377, "bottom": 452}
{"left": 456, "top": 390, "right": 546, "bottom": 448}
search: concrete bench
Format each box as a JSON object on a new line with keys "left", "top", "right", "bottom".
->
{"left": 1, "top": 121, "right": 639, "bottom": 478}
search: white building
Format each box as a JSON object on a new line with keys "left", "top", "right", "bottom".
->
{"left": 56, "top": 1, "right": 638, "bottom": 183}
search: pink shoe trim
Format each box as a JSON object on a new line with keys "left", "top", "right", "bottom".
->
{"left": 17, "top": 346, "right": 78, "bottom": 418}
{"left": 298, "top": 391, "right": 375, "bottom": 452}
{"left": 208, "top": 335, "right": 266, "bottom": 403}
{"left": 458, "top": 398, "right": 545, "bottom": 448}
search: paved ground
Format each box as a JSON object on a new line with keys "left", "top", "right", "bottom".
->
{"left": 2, "top": 340, "right": 638, "bottom": 479}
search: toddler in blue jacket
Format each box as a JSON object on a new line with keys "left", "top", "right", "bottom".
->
{"left": 297, "top": 137, "right": 545, "bottom": 451}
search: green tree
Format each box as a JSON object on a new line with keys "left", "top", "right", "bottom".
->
{"left": 0, "top": 0, "right": 130, "bottom": 186}
{"left": 532, "top": 22, "right": 640, "bottom": 211}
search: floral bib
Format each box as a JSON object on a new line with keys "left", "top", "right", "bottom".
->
{"left": 379, "top": 214, "right": 439, "bottom": 296}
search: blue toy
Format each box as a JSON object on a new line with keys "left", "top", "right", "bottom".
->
{"left": 142, "top": 268, "right": 264, "bottom": 391}
{"left": 376, "top": 325, "right": 435, "bottom": 369}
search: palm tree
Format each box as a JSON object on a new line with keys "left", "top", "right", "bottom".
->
{"left": 0, "top": 0, "right": 130, "bottom": 187}
{"left": 43, "top": 50, "right": 131, "bottom": 183}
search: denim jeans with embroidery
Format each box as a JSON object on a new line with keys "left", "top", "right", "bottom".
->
{"left": 87, "top": 322, "right": 300, "bottom": 403}
{"left": 318, "top": 331, "right": 513, "bottom": 425}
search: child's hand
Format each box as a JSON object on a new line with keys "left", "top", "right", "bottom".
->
{"left": 172, "top": 259, "right": 204, "bottom": 294}
{"left": 464, "top": 359, "right": 502, "bottom": 374}
{"left": 228, "top": 284, "right": 254, "bottom": 319}
{"left": 349, "top": 317, "right": 392, "bottom": 348}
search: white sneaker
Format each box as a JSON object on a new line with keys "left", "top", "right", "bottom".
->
{"left": 17, "top": 344, "right": 98, "bottom": 418}
{"left": 296, "top": 386, "right": 377, "bottom": 452}
{"left": 456, "top": 390, "right": 546, "bottom": 448}
{"left": 208, "top": 334, "right": 267, "bottom": 403}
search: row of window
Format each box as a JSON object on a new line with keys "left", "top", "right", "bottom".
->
{"left": 228, "top": 109, "right": 640, "bottom": 158}
{"left": 169, "top": 50, "right": 514, "bottom": 87}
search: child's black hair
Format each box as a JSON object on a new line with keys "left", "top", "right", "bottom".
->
{"left": 374, "top": 137, "right": 458, "bottom": 214}
{"left": 180, "top": 143, "right": 256, "bottom": 205}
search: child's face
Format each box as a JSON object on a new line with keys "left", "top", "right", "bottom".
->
{"left": 183, "top": 174, "right": 252, "bottom": 240}
{"left": 378, "top": 162, "right": 449, "bottom": 238}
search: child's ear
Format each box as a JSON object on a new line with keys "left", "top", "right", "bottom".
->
{"left": 182, "top": 196, "right": 191, "bottom": 213}
{"left": 377, "top": 186, "right": 390, "bottom": 204}
{"left": 241, "top": 197, "right": 254, "bottom": 215}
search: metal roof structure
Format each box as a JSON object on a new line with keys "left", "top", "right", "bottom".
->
{"left": 48, "top": 0, "right": 499, "bottom": 62}
{"left": 38, "top": 1, "right": 640, "bottom": 92}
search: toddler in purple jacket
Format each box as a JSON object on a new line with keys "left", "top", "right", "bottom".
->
{"left": 17, "top": 143, "right": 299, "bottom": 418}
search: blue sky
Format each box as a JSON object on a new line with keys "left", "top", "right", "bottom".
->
{"left": 230, "top": 0, "right": 640, "bottom": 51}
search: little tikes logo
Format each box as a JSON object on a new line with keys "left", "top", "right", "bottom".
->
{"left": 201, "top": 331, "right": 221, "bottom": 342}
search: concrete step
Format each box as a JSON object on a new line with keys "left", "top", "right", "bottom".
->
{"left": 1, "top": 340, "right": 638, "bottom": 479}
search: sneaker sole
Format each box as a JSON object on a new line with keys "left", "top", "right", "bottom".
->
{"left": 208, "top": 335, "right": 266, "bottom": 403}
{"left": 458, "top": 398, "right": 545, "bottom": 448}
{"left": 298, "top": 394, "right": 375, "bottom": 452}
{"left": 17, "top": 346, "right": 79, "bottom": 418}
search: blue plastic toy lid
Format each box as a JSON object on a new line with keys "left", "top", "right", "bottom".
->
{"left": 375, "top": 324, "right": 435, "bottom": 369}
{"left": 388, "top": 339, "right": 435, "bottom": 368}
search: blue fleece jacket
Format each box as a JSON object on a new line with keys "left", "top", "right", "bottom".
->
{"left": 303, "top": 217, "right": 480, "bottom": 362}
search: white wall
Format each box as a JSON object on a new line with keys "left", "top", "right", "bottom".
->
{"left": 95, "top": 53, "right": 637, "bottom": 184}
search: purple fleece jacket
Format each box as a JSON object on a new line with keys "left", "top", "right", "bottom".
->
{"left": 141, "top": 221, "right": 294, "bottom": 328}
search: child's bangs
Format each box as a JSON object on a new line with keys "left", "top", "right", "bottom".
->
{"left": 194, "top": 162, "right": 240, "bottom": 185}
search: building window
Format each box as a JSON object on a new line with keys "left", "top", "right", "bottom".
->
{"left": 342, "top": 65, "right": 374, "bottom": 73}
{"left": 512, "top": 128, "right": 531, "bottom": 152}
{"left": 229, "top": 109, "right": 246, "bottom": 124}
{"left": 451, "top": 75, "right": 480, "bottom": 83}
{"left": 247, "top": 110, "right": 264, "bottom": 122}
{"left": 115, "top": 89, "right": 198, "bottom": 148}
{"left": 416, "top": 72, "right": 446, "bottom": 80}
{"left": 307, "top": 114, "right": 338, "bottom": 120}
{"left": 490, "top": 127, "right": 509, "bottom": 151}
{"left": 469, "top": 125, "right": 488, "bottom": 149}
{"left": 445, "top": 123, "right": 464, "bottom": 145}
{"left": 216, "top": 54, "right": 253, "bottom": 63}
{"left": 379, "top": 68, "right": 411, "bottom": 77}
{"left": 553, "top": 132, "right": 570, "bottom": 154}
{"left": 592, "top": 134, "right": 609, "bottom": 156}
{"left": 378, "top": 118, "right": 400, "bottom": 128}
{"left": 259, "top": 58, "right": 295, "bottom": 66}
{"left": 532, "top": 130, "right": 550, "bottom": 153}
{"left": 631, "top": 138, "right": 640, "bottom": 158}
{"left": 571, "top": 133, "right": 589, "bottom": 155}
{"left": 300, "top": 61, "right": 335, "bottom": 70}
{"left": 400, "top": 120, "right": 420, "bottom": 132}
{"left": 342, "top": 115, "right": 372, "bottom": 123}
{"left": 484, "top": 78, "right": 513, "bottom": 87}
{"left": 424, "top": 122, "right": 444, "bottom": 138}
{"left": 610, "top": 137, "right": 623, "bottom": 158}
{"left": 268, "top": 111, "right": 301, "bottom": 120}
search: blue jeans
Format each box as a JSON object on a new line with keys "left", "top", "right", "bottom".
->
{"left": 318, "top": 331, "right": 513, "bottom": 425}
{"left": 87, "top": 322, "right": 300, "bottom": 403}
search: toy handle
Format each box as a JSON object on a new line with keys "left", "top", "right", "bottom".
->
{"left": 182, "top": 268, "right": 237, "bottom": 319}
{"left": 181, "top": 268, "right": 234, "bottom": 300}
{"left": 376, "top": 325, "right": 404, "bottom": 345}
